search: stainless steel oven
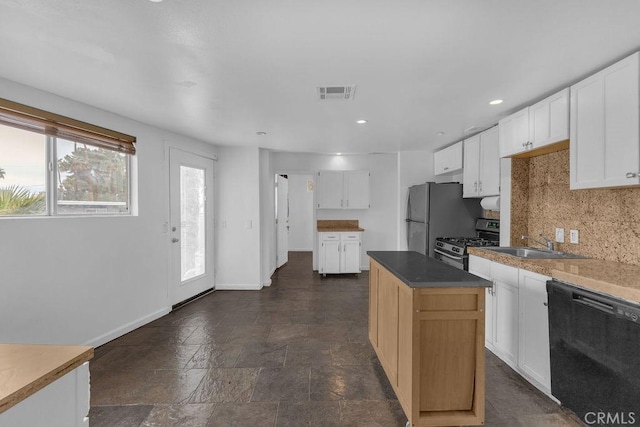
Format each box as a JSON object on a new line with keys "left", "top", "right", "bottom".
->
{"left": 433, "top": 219, "right": 500, "bottom": 271}
{"left": 433, "top": 247, "right": 467, "bottom": 270}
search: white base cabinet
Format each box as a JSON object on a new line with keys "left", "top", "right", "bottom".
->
{"left": 518, "top": 269, "right": 551, "bottom": 391}
{"left": 318, "top": 232, "right": 362, "bottom": 274}
{"left": 0, "top": 362, "right": 90, "bottom": 427}
{"left": 469, "top": 255, "right": 552, "bottom": 395}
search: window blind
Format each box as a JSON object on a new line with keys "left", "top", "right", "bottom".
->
{"left": 0, "top": 98, "right": 136, "bottom": 155}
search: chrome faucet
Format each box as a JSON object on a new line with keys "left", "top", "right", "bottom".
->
{"left": 521, "top": 234, "right": 555, "bottom": 251}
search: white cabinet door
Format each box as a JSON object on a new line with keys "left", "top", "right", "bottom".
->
{"left": 341, "top": 239, "right": 361, "bottom": 273}
{"left": 469, "top": 256, "right": 494, "bottom": 347}
{"left": 434, "top": 141, "right": 463, "bottom": 175}
{"left": 317, "top": 171, "right": 344, "bottom": 208}
{"left": 479, "top": 126, "right": 500, "bottom": 196}
{"left": 571, "top": 52, "right": 640, "bottom": 189}
{"left": 463, "top": 135, "right": 481, "bottom": 198}
{"left": 344, "top": 171, "right": 370, "bottom": 209}
{"left": 529, "top": 88, "right": 569, "bottom": 150}
{"left": 518, "top": 269, "right": 551, "bottom": 392}
{"left": 320, "top": 240, "right": 341, "bottom": 274}
{"left": 463, "top": 126, "right": 500, "bottom": 198}
{"left": 499, "top": 107, "right": 529, "bottom": 157}
{"left": 491, "top": 262, "right": 519, "bottom": 368}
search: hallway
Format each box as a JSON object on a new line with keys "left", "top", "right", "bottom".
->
{"left": 89, "top": 252, "right": 581, "bottom": 426}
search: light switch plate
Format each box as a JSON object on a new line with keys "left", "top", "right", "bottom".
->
{"left": 570, "top": 229, "right": 579, "bottom": 244}
{"left": 555, "top": 228, "right": 565, "bottom": 243}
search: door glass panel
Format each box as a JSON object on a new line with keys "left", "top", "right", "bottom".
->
{"left": 180, "top": 166, "right": 206, "bottom": 281}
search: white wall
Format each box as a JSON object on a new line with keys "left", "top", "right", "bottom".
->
{"left": 272, "top": 152, "right": 398, "bottom": 270}
{"left": 215, "top": 146, "right": 262, "bottom": 290}
{"left": 287, "top": 174, "right": 314, "bottom": 251}
{"left": 259, "top": 149, "right": 275, "bottom": 286}
{"left": 0, "top": 78, "right": 219, "bottom": 347}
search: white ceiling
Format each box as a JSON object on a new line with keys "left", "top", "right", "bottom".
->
{"left": 1, "top": 0, "right": 640, "bottom": 155}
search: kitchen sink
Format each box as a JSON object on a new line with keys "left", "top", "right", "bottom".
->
{"left": 483, "top": 247, "right": 588, "bottom": 259}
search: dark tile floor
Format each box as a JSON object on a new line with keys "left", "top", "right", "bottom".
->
{"left": 89, "top": 251, "right": 583, "bottom": 426}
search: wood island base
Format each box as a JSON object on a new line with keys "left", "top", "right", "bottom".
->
{"left": 368, "top": 258, "right": 486, "bottom": 426}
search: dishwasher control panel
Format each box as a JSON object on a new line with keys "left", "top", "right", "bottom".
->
{"left": 617, "top": 307, "right": 640, "bottom": 323}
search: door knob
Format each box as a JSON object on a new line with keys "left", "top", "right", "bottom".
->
{"left": 172, "top": 238, "right": 179, "bottom": 243}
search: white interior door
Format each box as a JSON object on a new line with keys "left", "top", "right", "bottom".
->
{"left": 276, "top": 174, "right": 289, "bottom": 268}
{"left": 169, "top": 148, "right": 215, "bottom": 305}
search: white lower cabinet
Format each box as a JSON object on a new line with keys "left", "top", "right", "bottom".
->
{"left": 469, "top": 255, "right": 552, "bottom": 396}
{"left": 318, "top": 232, "right": 362, "bottom": 274}
{"left": 518, "top": 269, "right": 551, "bottom": 392}
{"left": 491, "top": 263, "right": 519, "bottom": 369}
{"left": 0, "top": 362, "right": 90, "bottom": 427}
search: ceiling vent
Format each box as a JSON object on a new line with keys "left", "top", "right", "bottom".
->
{"left": 317, "top": 85, "right": 356, "bottom": 101}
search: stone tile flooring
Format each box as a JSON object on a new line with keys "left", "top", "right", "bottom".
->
{"left": 89, "top": 251, "right": 583, "bottom": 426}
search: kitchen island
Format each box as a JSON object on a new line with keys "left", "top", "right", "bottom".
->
{"left": 367, "top": 251, "right": 491, "bottom": 427}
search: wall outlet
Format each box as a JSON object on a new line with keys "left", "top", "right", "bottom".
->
{"left": 570, "top": 229, "right": 579, "bottom": 244}
{"left": 555, "top": 227, "right": 565, "bottom": 243}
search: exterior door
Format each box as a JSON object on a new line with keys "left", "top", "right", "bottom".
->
{"left": 169, "top": 148, "right": 215, "bottom": 305}
{"left": 276, "top": 174, "right": 289, "bottom": 268}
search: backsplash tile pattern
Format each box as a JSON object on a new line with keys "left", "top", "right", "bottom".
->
{"left": 511, "top": 149, "right": 640, "bottom": 266}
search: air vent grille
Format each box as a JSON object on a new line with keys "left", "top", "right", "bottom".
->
{"left": 317, "top": 85, "right": 356, "bottom": 101}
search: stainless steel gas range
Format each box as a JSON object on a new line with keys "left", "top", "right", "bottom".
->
{"left": 433, "top": 218, "right": 500, "bottom": 270}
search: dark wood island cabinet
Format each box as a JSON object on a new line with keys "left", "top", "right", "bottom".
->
{"left": 367, "top": 251, "right": 491, "bottom": 427}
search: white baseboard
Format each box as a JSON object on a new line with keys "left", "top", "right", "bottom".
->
{"left": 85, "top": 307, "right": 171, "bottom": 347}
{"left": 215, "top": 283, "right": 263, "bottom": 291}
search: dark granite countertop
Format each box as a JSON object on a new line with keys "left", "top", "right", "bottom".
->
{"left": 367, "top": 251, "right": 491, "bottom": 288}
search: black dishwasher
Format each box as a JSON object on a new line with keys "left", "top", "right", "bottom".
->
{"left": 547, "top": 279, "right": 640, "bottom": 426}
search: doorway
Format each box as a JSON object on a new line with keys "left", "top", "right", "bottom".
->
{"left": 275, "top": 174, "right": 289, "bottom": 268}
{"left": 169, "top": 148, "right": 215, "bottom": 305}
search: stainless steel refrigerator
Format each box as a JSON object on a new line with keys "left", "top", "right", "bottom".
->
{"left": 406, "top": 182, "right": 483, "bottom": 257}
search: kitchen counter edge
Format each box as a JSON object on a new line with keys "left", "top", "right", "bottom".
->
{"left": 0, "top": 344, "right": 93, "bottom": 414}
{"left": 468, "top": 247, "right": 640, "bottom": 304}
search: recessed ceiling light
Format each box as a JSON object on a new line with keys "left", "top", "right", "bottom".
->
{"left": 436, "top": 131, "right": 445, "bottom": 136}
{"left": 256, "top": 131, "right": 267, "bottom": 136}
{"left": 489, "top": 99, "right": 503, "bottom": 105}
{"left": 356, "top": 119, "right": 367, "bottom": 124}
{"left": 336, "top": 153, "right": 342, "bottom": 156}
{"left": 149, "top": 0, "right": 163, "bottom": 2}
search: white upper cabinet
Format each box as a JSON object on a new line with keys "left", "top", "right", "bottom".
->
{"left": 499, "top": 107, "right": 529, "bottom": 157}
{"left": 570, "top": 52, "right": 640, "bottom": 189}
{"left": 498, "top": 88, "right": 569, "bottom": 158}
{"left": 528, "top": 88, "right": 569, "bottom": 150}
{"left": 344, "top": 170, "right": 370, "bottom": 209}
{"left": 463, "top": 126, "right": 500, "bottom": 198}
{"left": 317, "top": 171, "right": 344, "bottom": 209}
{"left": 434, "top": 141, "right": 463, "bottom": 175}
{"left": 317, "top": 170, "right": 370, "bottom": 209}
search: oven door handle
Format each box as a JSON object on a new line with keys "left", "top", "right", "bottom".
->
{"left": 434, "top": 248, "right": 465, "bottom": 260}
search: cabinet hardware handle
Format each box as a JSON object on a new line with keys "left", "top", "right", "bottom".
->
{"left": 444, "top": 166, "right": 449, "bottom": 170}
{"left": 474, "top": 181, "right": 478, "bottom": 191}
{"left": 479, "top": 181, "right": 482, "bottom": 192}
{"left": 522, "top": 142, "right": 528, "bottom": 147}
{"left": 543, "top": 302, "right": 548, "bottom": 306}
{"left": 172, "top": 238, "right": 179, "bottom": 243}
{"left": 626, "top": 172, "right": 638, "bottom": 178}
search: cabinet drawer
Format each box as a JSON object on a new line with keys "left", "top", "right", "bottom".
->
{"left": 491, "top": 262, "right": 518, "bottom": 285}
{"left": 469, "top": 255, "right": 491, "bottom": 279}
{"left": 320, "top": 232, "right": 340, "bottom": 240}
{"left": 341, "top": 233, "right": 361, "bottom": 241}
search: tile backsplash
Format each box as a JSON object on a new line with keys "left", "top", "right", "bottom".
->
{"left": 511, "top": 149, "right": 640, "bottom": 266}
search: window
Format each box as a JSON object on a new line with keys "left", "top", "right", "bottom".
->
{"left": 0, "top": 98, "right": 135, "bottom": 217}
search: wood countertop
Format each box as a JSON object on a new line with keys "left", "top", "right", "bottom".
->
{"left": 316, "top": 219, "right": 364, "bottom": 232}
{"left": 0, "top": 344, "right": 93, "bottom": 414}
{"left": 368, "top": 251, "right": 491, "bottom": 288}
{"left": 468, "top": 247, "right": 640, "bottom": 304}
